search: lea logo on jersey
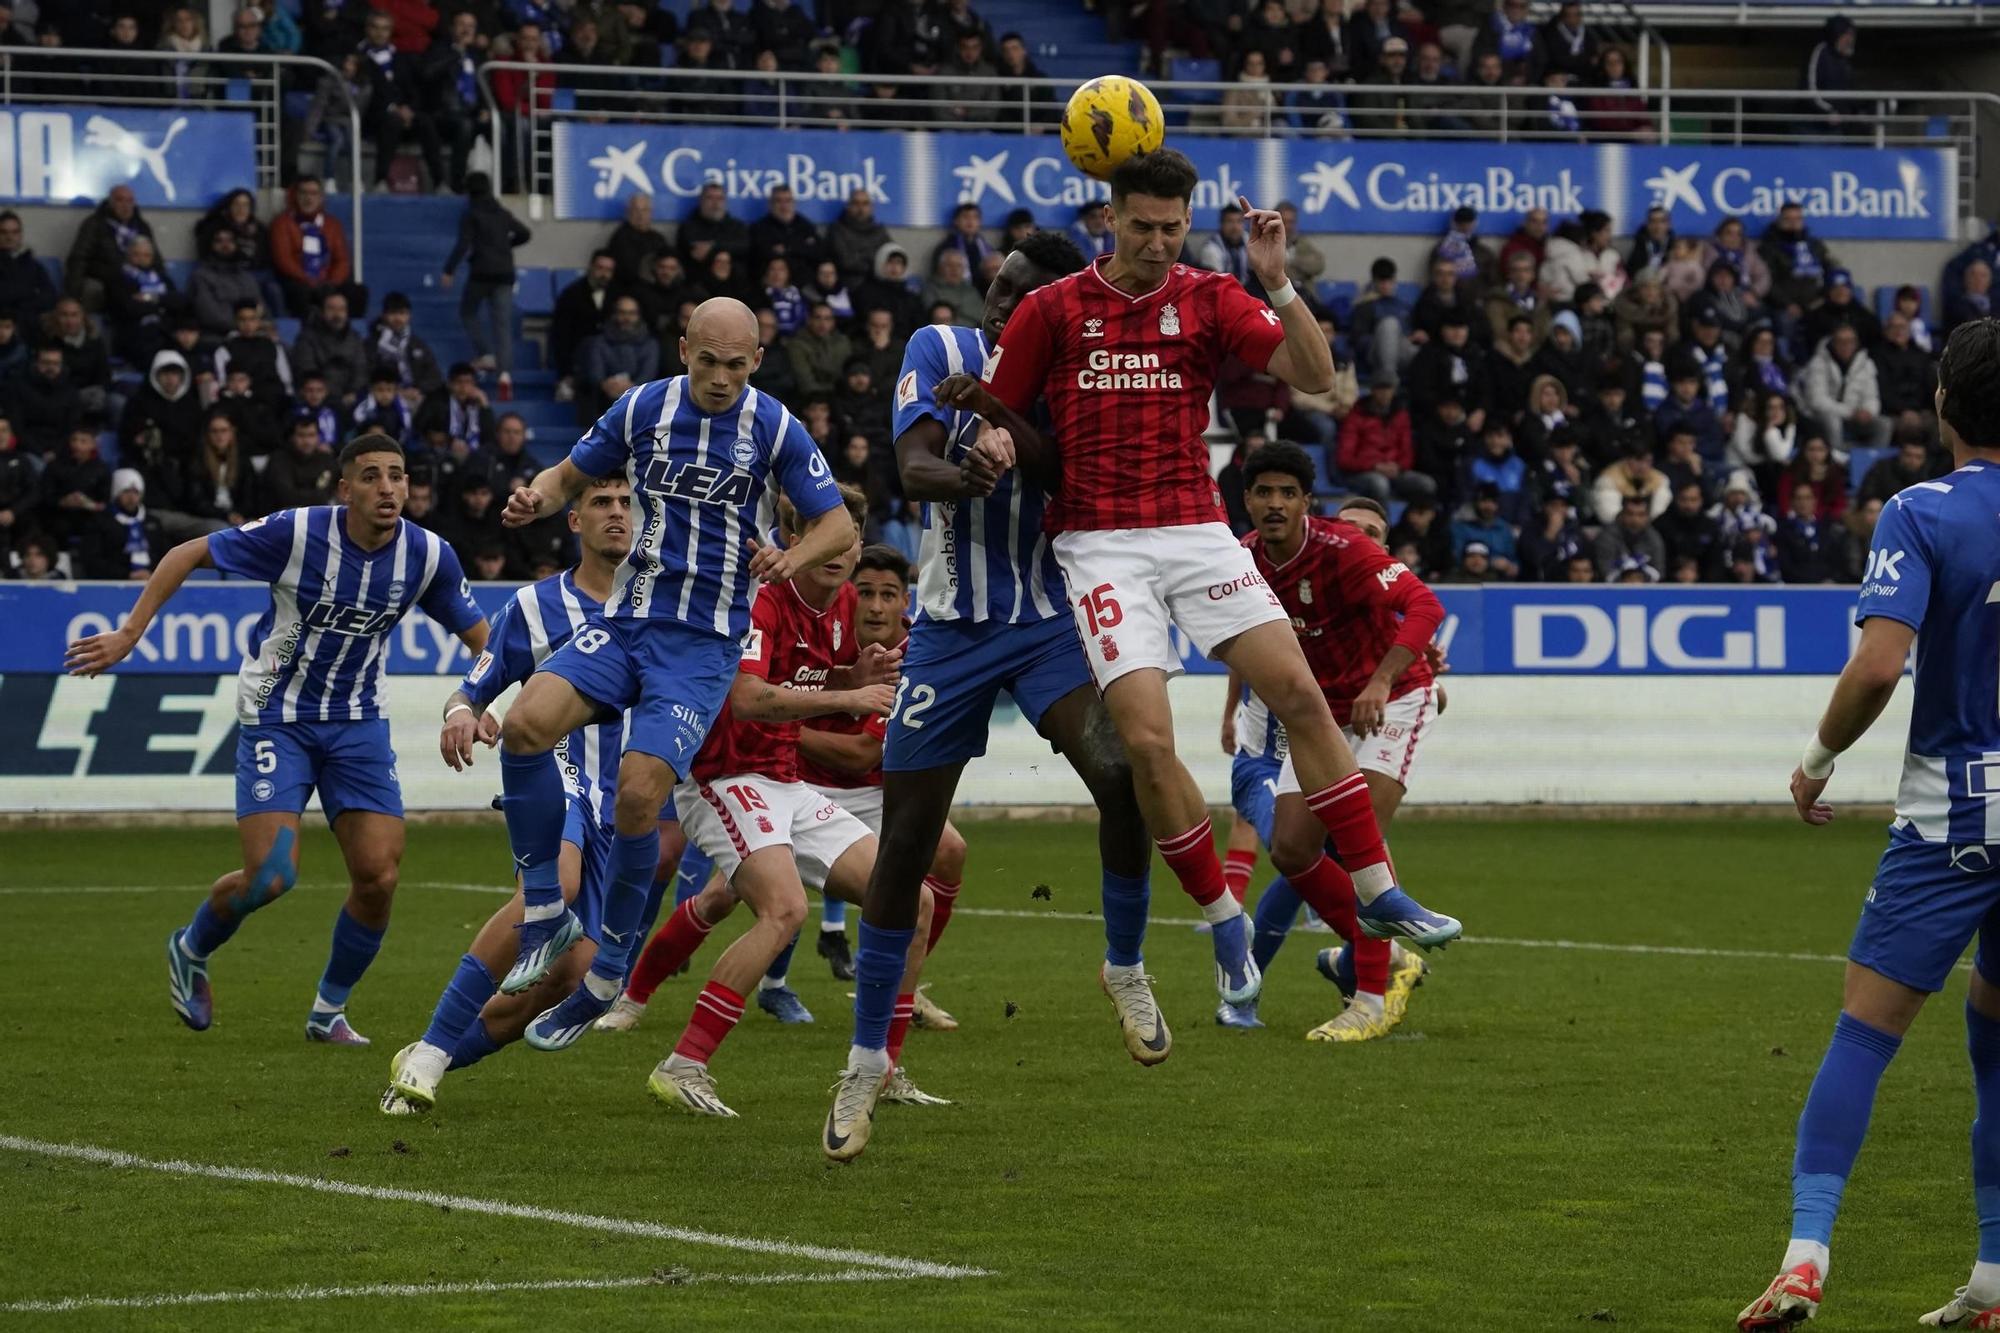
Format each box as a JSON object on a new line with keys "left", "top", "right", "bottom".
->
{"left": 302, "top": 602, "right": 401, "bottom": 637}
{"left": 641, "top": 456, "right": 754, "bottom": 505}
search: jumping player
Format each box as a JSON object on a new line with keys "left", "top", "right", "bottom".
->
{"left": 383, "top": 475, "right": 677, "bottom": 1112}
{"left": 65, "top": 433, "right": 488, "bottom": 1044}
{"left": 1229, "top": 453, "right": 1439, "bottom": 1039}
{"left": 1738, "top": 322, "right": 2000, "bottom": 1329}
{"left": 825, "top": 231, "right": 1159, "bottom": 1165}
{"left": 936, "top": 151, "right": 1459, "bottom": 1041}
{"left": 490, "top": 298, "right": 854, "bottom": 1049}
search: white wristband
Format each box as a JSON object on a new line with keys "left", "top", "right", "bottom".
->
{"left": 1265, "top": 280, "right": 1297, "bottom": 309}
{"left": 444, "top": 703, "right": 474, "bottom": 724}
{"left": 1801, "top": 735, "right": 1839, "bottom": 780}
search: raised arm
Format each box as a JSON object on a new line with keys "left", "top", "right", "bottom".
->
{"left": 1240, "top": 196, "right": 1334, "bottom": 395}
{"left": 729, "top": 671, "right": 894, "bottom": 724}
{"left": 63, "top": 535, "right": 213, "bottom": 676}
{"left": 503, "top": 455, "right": 590, "bottom": 528}
{"left": 747, "top": 501, "right": 856, "bottom": 585}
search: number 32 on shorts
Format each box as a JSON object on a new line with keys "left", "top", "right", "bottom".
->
{"left": 892, "top": 677, "right": 937, "bottom": 728}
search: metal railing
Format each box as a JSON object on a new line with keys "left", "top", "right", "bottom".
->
{"left": 0, "top": 46, "right": 364, "bottom": 275}
{"left": 479, "top": 63, "right": 1984, "bottom": 217}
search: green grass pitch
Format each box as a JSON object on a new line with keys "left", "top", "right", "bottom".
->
{"left": 0, "top": 816, "right": 1983, "bottom": 1330}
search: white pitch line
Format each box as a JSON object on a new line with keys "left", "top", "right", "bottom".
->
{"left": 2, "top": 1269, "right": 902, "bottom": 1315}
{"left": 0, "top": 1136, "right": 988, "bottom": 1281}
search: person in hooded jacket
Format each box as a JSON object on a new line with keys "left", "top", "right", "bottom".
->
{"left": 440, "top": 172, "right": 531, "bottom": 397}
{"left": 1801, "top": 14, "right": 1862, "bottom": 138}
{"left": 120, "top": 348, "right": 204, "bottom": 464}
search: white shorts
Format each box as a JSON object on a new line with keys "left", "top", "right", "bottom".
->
{"left": 1052, "top": 522, "right": 1289, "bottom": 688}
{"left": 675, "top": 775, "right": 872, "bottom": 890}
{"left": 1275, "top": 686, "right": 1439, "bottom": 795}
{"left": 813, "top": 784, "right": 883, "bottom": 836}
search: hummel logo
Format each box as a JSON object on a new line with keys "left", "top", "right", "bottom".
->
{"left": 1083, "top": 317, "right": 1104, "bottom": 339}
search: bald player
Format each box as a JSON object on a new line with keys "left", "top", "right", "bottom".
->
{"left": 493, "top": 297, "right": 857, "bottom": 1046}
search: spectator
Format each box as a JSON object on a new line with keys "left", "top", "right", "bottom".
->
{"left": 188, "top": 227, "right": 261, "bottom": 338}
{"left": 1489, "top": 315, "right": 1539, "bottom": 425}
{"left": 1517, "top": 486, "right": 1583, "bottom": 580}
{"left": 853, "top": 307, "right": 903, "bottom": 388}
{"left": 1344, "top": 0, "right": 1408, "bottom": 80}
{"left": 1687, "top": 261, "right": 1757, "bottom": 354}
{"left": 1471, "top": 0, "right": 1540, "bottom": 85}
{"left": 1857, "top": 432, "right": 1949, "bottom": 505}
{"left": 760, "top": 258, "right": 807, "bottom": 337}
{"left": 1221, "top": 48, "right": 1280, "bottom": 132}
{"left": 466, "top": 410, "right": 540, "bottom": 498}
{"left": 1277, "top": 202, "right": 1327, "bottom": 291}
{"left": 36, "top": 299, "right": 109, "bottom": 422}
{"left": 1410, "top": 255, "right": 1483, "bottom": 346}
{"left": 1611, "top": 271, "right": 1677, "bottom": 355}
{"left": 856, "top": 243, "right": 924, "bottom": 339}
{"left": 1463, "top": 419, "right": 1528, "bottom": 523}
{"left": 919, "top": 251, "right": 981, "bottom": 328}
{"left": 606, "top": 193, "right": 668, "bottom": 288}
{"left": 292, "top": 372, "right": 343, "bottom": 448}
{"left": 356, "top": 10, "right": 440, "bottom": 193}
{"left": 555, "top": 17, "right": 627, "bottom": 116}
{"left": 1801, "top": 14, "right": 1860, "bottom": 137}
{"left": 1539, "top": 1, "right": 1598, "bottom": 83}
{"left": 1800, "top": 268, "right": 1880, "bottom": 352}
{"left": 1542, "top": 70, "right": 1583, "bottom": 138}
{"left": 632, "top": 252, "right": 695, "bottom": 339}
{"left": 1698, "top": 216, "right": 1773, "bottom": 305}
{"left": 1592, "top": 443, "right": 1670, "bottom": 522}
{"left": 575, "top": 295, "right": 657, "bottom": 423}
{"left": 0, "top": 412, "right": 30, "bottom": 553}
{"left": 1776, "top": 481, "right": 1849, "bottom": 582}
{"left": 217, "top": 5, "right": 268, "bottom": 57}
{"left": 1573, "top": 282, "right": 1617, "bottom": 367}
{"left": 1573, "top": 378, "right": 1647, "bottom": 470}
{"left": 213, "top": 300, "right": 292, "bottom": 417}
{"left": 1728, "top": 389, "right": 1799, "bottom": 480}
{"left": 1485, "top": 250, "right": 1548, "bottom": 350}
{"left": 1758, "top": 201, "right": 1836, "bottom": 319}
{"left": 750, "top": 185, "right": 825, "bottom": 276}
{"left": 1874, "top": 311, "right": 1938, "bottom": 432}
{"left": 419, "top": 11, "right": 487, "bottom": 189}
{"left": 992, "top": 34, "right": 1058, "bottom": 126}
{"left": 1407, "top": 309, "right": 1489, "bottom": 429}
{"left": 1300, "top": 0, "right": 1352, "bottom": 76}
{"left": 679, "top": 183, "right": 752, "bottom": 272}
{"left": 1239, "top": 0, "right": 1302, "bottom": 81}
{"left": 833, "top": 358, "right": 890, "bottom": 445}
{"left": 1535, "top": 425, "right": 1592, "bottom": 502}
{"left": 37, "top": 426, "right": 110, "bottom": 548}
{"left": 290, "top": 290, "right": 370, "bottom": 407}
{"left": 1515, "top": 370, "right": 1573, "bottom": 462}
{"left": 1594, "top": 491, "right": 1666, "bottom": 579}
{"left": 1388, "top": 494, "right": 1453, "bottom": 577}
{"left": 933, "top": 203, "right": 997, "bottom": 281}
{"left": 301, "top": 51, "right": 371, "bottom": 195}
{"left": 1714, "top": 467, "right": 1779, "bottom": 555}
{"left": 369, "top": 291, "right": 444, "bottom": 396}
{"left": 787, "top": 301, "right": 854, "bottom": 398}
{"left": 433, "top": 472, "right": 502, "bottom": 557}
{"left": 746, "top": 307, "right": 798, "bottom": 403}
{"left": 1586, "top": 48, "right": 1650, "bottom": 139}
{"left": 1350, "top": 257, "right": 1410, "bottom": 380}
{"left": 752, "top": 0, "right": 814, "bottom": 68}
{"left": 1338, "top": 372, "right": 1432, "bottom": 504}
{"left": 692, "top": 249, "right": 755, "bottom": 307}
{"left": 685, "top": 0, "right": 757, "bottom": 66}
{"left": 1652, "top": 367, "right": 1725, "bottom": 466}
{"left": 270, "top": 177, "right": 359, "bottom": 318}
{"left": 1778, "top": 432, "right": 1848, "bottom": 523}
{"left": 0, "top": 211, "right": 53, "bottom": 324}
{"left": 1947, "top": 260, "right": 1994, "bottom": 331}
{"left": 1433, "top": 206, "right": 1496, "bottom": 293}
{"left": 1414, "top": 391, "right": 1474, "bottom": 490}
{"left": 1498, "top": 207, "right": 1550, "bottom": 273}
{"left": 1345, "top": 37, "right": 1409, "bottom": 135}
{"left": 1626, "top": 207, "right": 1675, "bottom": 281}
{"left": 1843, "top": 495, "right": 1883, "bottom": 574}
{"left": 829, "top": 189, "right": 891, "bottom": 288}
{"left": 1405, "top": 41, "right": 1468, "bottom": 138}
{"left": 1729, "top": 325, "right": 1792, "bottom": 406}
{"left": 120, "top": 348, "right": 202, "bottom": 462}
{"left": 1199, "top": 205, "right": 1250, "bottom": 285}
{"left": 213, "top": 364, "right": 279, "bottom": 457}
{"left": 1443, "top": 538, "right": 1503, "bottom": 583}
{"left": 195, "top": 189, "right": 281, "bottom": 317}
{"left": 1889, "top": 284, "right": 1934, "bottom": 353}
{"left": 802, "top": 259, "right": 855, "bottom": 330}
{"left": 1657, "top": 235, "right": 1706, "bottom": 305}
{"left": 938, "top": 30, "right": 1001, "bottom": 123}
{"left": 416, "top": 362, "right": 496, "bottom": 462}
{"left": 1287, "top": 57, "right": 1348, "bottom": 134}
{"left": 87, "top": 467, "right": 161, "bottom": 580}
{"left": 257, "top": 416, "right": 337, "bottom": 513}
{"left": 442, "top": 172, "right": 530, "bottom": 395}
{"left": 1658, "top": 423, "right": 1717, "bottom": 502}
{"left": 1655, "top": 480, "right": 1725, "bottom": 579}
{"left": 65, "top": 185, "right": 155, "bottom": 312}
{"left": 551, "top": 251, "right": 622, "bottom": 392}
{"left": 352, "top": 366, "right": 415, "bottom": 445}
{"left": 1070, "top": 203, "right": 1114, "bottom": 262}
{"left": 103, "top": 235, "right": 177, "bottom": 365}
{"left": 9, "top": 533, "right": 64, "bottom": 580}
{"left": 1539, "top": 210, "right": 1623, "bottom": 304}
{"left": 1529, "top": 309, "right": 1590, "bottom": 403}
{"left": 1798, "top": 325, "right": 1888, "bottom": 450}
{"left": 1449, "top": 485, "right": 1518, "bottom": 576}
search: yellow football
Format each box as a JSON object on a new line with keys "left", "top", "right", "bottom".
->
{"left": 1060, "top": 76, "right": 1166, "bottom": 182}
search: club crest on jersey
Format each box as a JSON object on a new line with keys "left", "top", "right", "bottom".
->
{"left": 1083, "top": 317, "right": 1105, "bottom": 339}
{"left": 1159, "top": 303, "right": 1180, "bottom": 336}
{"left": 832, "top": 619, "right": 843, "bottom": 651}
{"left": 641, "top": 455, "right": 754, "bottom": 505}
{"left": 387, "top": 580, "right": 405, "bottom": 602}
{"left": 731, "top": 435, "right": 757, "bottom": 467}
{"left": 1298, "top": 578, "right": 1313, "bottom": 605}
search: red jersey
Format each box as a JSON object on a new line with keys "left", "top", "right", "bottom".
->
{"left": 1246, "top": 516, "right": 1444, "bottom": 727}
{"left": 691, "top": 580, "right": 857, "bottom": 784}
{"left": 983, "top": 257, "right": 1287, "bottom": 533}
{"left": 799, "top": 624, "right": 905, "bottom": 791}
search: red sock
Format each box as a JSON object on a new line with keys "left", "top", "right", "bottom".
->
{"left": 625, "top": 899, "right": 714, "bottom": 1004}
{"left": 922, "top": 876, "right": 959, "bottom": 954}
{"left": 886, "top": 993, "right": 916, "bottom": 1064}
{"left": 1353, "top": 936, "right": 1392, "bottom": 998}
{"left": 1304, "top": 774, "right": 1393, "bottom": 896}
{"left": 1222, "top": 848, "right": 1257, "bottom": 904}
{"left": 1156, "top": 820, "right": 1228, "bottom": 909}
{"left": 671, "top": 980, "right": 744, "bottom": 1065}
{"left": 1290, "top": 855, "right": 1391, "bottom": 997}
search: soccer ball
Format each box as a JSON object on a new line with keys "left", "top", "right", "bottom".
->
{"left": 1060, "top": 76, "right": 1165, "bottom": 182}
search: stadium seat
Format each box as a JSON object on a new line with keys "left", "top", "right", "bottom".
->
{"left": 165, "top": 260, "right": 194, "bottom": 290}
{"left": 274, "top": 317, "right": 301, "bottom": 345}
{"left": 515, "top": 268, "right": 556, "bottom": 317}
{"left": 37, "top": 255, "right": 60, "bottom": 289}
{"left": 1394, "top": 282, "right": 1421, "bottom": 309}
{"left": 550, "top": 267, "right": 583, "bottom": 300}
{"left": 1168, "top": 58, "right": 1222, "bottom": 104}
{"left": 1315, "top": 280, "right": 1358, "bottom": 327}
{"left": 1849, "top": 445, "right": 1894, "bottom": 492}
{"left": 1296, "top": 443, "right": 1329, "bottom": 486}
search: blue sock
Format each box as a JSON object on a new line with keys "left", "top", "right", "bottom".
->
{"left": 588, "top": 829, "right": 660, "bottom": 983}
{"left": 1251, "top": 877, "right": 1304, "bottom": 973}
{"left": 820, "top": 896, "right": 847, "bottom": 930}
{"left": 1969, "top": 1003, "right": 2000, "bottom": 1262}
{"left": 500, "top": 748, "right": 566, "bottom": 912}
{"left": 314, "top": 908, "right": 386, "bottom": 1011}
{"left": 1791, "top": 1011, "right": 1903, "bottom": 1246}
{"left": 420, "top": 953, "right": 497, "bottom": 1051}
{"left": 184, "top": 899, "right": 241, "bottom": 958}
{"left": 851, "top": 922, "right": 914, "bottom": 1051}
{"left": 449, "top": 1018, "right": 502, "bottom": 1069}
{"left": 674, "top": 845, "right": 714, "bottom": 905}
{"left": 634, "top": 861, "right": 673, "bottom": 944}
{"left": 765, "top": 929, "right": 801, "bottom": 985}
{"left": 1101, "top": 870, "right": 1149, "bottom": 966}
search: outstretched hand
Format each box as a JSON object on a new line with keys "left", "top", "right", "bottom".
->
{"left": 64, "top": 624, "right": 140, "bottom": 677}
{"left": 1237, "top": 194, "right": 1289, "bottom": 289}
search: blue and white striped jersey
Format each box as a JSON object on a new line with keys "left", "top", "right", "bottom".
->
{"left": 891, "top": 324, "right": 1067, "bottom": 625}
{"left": 209, "top": 506, "right": 483, "bottom": 726}
{"left": 1856, "top": 461, "right": 2000, "bottom": 845}
{"left": 461, "top": 570, "right": 622, "bottom": 826}
{"left": 1233, "top": 683, "right": 1287, "bottom": 760}
{"left": 569, "top": 378, "right": 843, "bottom": 640}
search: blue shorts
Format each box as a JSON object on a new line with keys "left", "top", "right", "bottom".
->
{"left": 561, "top": 795, "right": 614, "bottom": 945}
{"left": 884, "top": 613, "right": 1095, "bottom": 772}
{"left": 1231, "top": 750, "right": 1282, "bottom": 848}
{"left": 537, "top": 617, "right": 739, "bottom": 778}
{"left": 1849, "top": 831, "right": 2000, "bottom": 993}
{"left": 235, "top": 719, "right": 402, "bottom": 824}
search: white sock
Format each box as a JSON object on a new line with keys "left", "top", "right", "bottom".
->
{"left": 663, "top": 1051, "right": 704, "bottom": 1074}
{"left": 522, "top": 900, "right": 565, "bottom": 923}
{"left": 1352, "top": 863, "right": 1393, "bottom": 902}
{"left": 820, "top": 922, "right": 845, "bottom": 934}
{"left": 1351, "top": 991, "right": 1385, "bottom": 1019}
{"left": 178, "top": 933, "right": 206, "bottom": 963}
{"left": 1781, "top": 1238, "right": 1830, "bottom": 1277}
{"left": 310, "top": 994, "right": 343, "bottom": 1017}
{"left": 847, "top": 1043, "right": 890, "bottom": 1076}
{"left": 1967, "top": 1261, "right": 2000, "bottom": 1307}
{"left": 582, "top": 971, "right": 620, "bottom": 1002}
{"left": 760, "top": 973, "right": 789, "bottom": 991}
{"left": 1103, "top": 960, "right": 1141, "bottom": 983}
{"left": 1200, "top": 894, "right": 1243, "bottom": 926}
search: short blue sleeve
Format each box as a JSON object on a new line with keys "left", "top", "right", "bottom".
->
{"left": 772, "top": 412, "right": 842, "bottom": 521}
{"left": 460, "top": 593, "right": 535, "bottom": 706}
{"left": 569, "top": 385, "right": 641, "bottom": 478}
{"left": 420, "top": 539, "right": 487, "bottom": 635}
{"left": 891, "top": 326, "right": 953, "bottom": 443}
{"left": 1856, "top": 489, "right": 1934, "bottom": 631}
{"left": 207, "top": 509, "right": 300, "bottom": 582}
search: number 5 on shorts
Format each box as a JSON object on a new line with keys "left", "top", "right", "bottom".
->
{"left": 254, "top": 739, "right": 278, "bottom": 774}
{"left": 1077, "top": 583, "right": 1122, "bottom": 636}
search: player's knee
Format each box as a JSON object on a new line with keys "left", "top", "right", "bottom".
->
{"left": 932, "top": 826, "right": 967, "bottom": 882}
{"left": 1269, "top": 827, "right": 1320, "bottom": 877}
{"left": 613, "top": 779, "right": 665, "bottom": 833}
{"left": 768, "top": 887, "right": 809, "bottom": 936}
{"left": 499, "top": 707, "right": 553, "bottom": 755}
